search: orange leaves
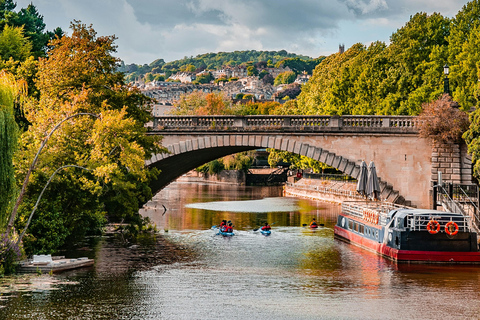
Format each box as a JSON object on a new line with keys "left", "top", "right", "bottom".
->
{"left": 418, "top": 94, "right": 469, "bottom": 143}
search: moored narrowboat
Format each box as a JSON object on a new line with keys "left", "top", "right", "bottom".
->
{"left": 334, "top": 201, "right": 480, "bottom": 263}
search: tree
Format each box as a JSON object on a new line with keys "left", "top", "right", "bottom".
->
{"left": 193, "top": 72, "right": 213, "bottom": 84}
{"left": 275, "top": 84, "right": 301, "bottom": 100}
{"left": 13, "top": 22, "right": 163, "bottom": 253}
{"left": 144, "top": 72, "right": 154, "bottom": 82}
{"left": 419, "top": 94, "right": 469, "bottom": 143}
{"left": 262, "top": 73, "right": 274, "bottom": 85}
{"left": 247, "top": 65, "right": 258, "bottom": 76}
{"left": 0, "top": 25, "right": 32, "bottom": 61}
{"left": 267, "top": 149, "right": 329, "bottom": 173}
{"left": 0, "top": 71, "right": 25, "bottom": 229}
{"left": 172, "top": 91, "right": 233, "bottom": 115}
{"left": 464, "top": 106, "right": 480, "bottom": 180}
{"left": 258, "top": 69, "right": 269, "bottom": 80}
{"left": 274, "top": 70, "right": 296, "bottom": 86}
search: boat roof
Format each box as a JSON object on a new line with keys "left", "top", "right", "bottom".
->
{"left": 390, "top": 208, "right": 463, "bottom": 218}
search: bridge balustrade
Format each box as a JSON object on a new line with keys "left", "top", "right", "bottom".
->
{"left": 152, "top": 115, "right": 419, "bottom": 132}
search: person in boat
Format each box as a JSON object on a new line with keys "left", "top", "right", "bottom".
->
{"left": 261, "top": 222, "right": 271, "bottom": 231}
{"left": 225, "top": 223, "right": 233, "bottom": 233}
{"left": 219, "top": 220, "right": 227, "bottom": 231}
{"left": 310, "top": 218, "right": 318, "bottom": 227}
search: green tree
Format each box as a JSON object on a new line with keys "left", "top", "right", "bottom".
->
{"left": 0, "top": 25, "right": 32, "bottom": 61}
{"left": 193, "top": 72, "right": 213, "bottom": 84}
{"left": 247, "top": 65, "right": 258, "bottom": 76}
{"left": 274, "top": 70, "right": 296, "bottom": 86}
{"left": 144, "top": 72, "right": 154, "bottom": 82}
{"left": 0, "top": 71, "right": 25, "bottom": 229}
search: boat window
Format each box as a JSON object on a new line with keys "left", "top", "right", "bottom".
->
{"left": 354, "top": 223, "right": 358, "bottom": 232}
{"left": 359, "top": 224, "right": 364, "bottom": 234}
{"left": 349, "top": 220, "right": 353, "bottom": 230}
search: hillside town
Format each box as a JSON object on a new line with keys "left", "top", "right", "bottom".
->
{"left": 133, "top": 65, "right": 311, "bottom": 115}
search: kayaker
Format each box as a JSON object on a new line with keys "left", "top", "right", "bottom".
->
{"left": 310, "top": 218, "right": 318, "bottom": 227}
{"left": 219, "top": 220, "right": 227, "bottom": 231}
{"left": 226, "top": 223, "right": 233, "bottom": 233}
{"left": 261, "top": 222, "right": 271, "bottom": 231}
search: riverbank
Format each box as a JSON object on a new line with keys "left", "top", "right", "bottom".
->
{"left": 0, "top": 232, "right": 195, "bottom": 297}
{"left": 284, "top": 178, "right": 363, "bottom": 203}
{"left": 177, "top": 168, "right": 286, "bottom": 186}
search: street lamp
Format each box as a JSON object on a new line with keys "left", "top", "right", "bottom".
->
{"left": 444, "top": 64, "right": 449, "bottom": 94}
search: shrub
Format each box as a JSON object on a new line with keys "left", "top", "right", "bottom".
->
{"left": 0, "top": 232, "right": 23, "bottom": 275}
{"left": 418, "top": 94, "right": 469, "bottom": 143}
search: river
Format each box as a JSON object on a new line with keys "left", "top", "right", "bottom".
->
{"left": 2, "top": 181, "right": 480, "bottom": 319}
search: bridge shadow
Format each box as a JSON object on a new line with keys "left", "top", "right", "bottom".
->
{"left": 148, "top": 146, "right": 256, "bottom": 194}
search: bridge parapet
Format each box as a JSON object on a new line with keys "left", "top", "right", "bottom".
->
{"left": 152, "top": 115, "right": 420, "bottom": 133}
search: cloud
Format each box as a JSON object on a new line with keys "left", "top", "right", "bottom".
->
{"left": 14, "top": 0, "right": 470, "bottom": 64}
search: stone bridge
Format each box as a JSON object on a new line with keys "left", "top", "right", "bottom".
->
{"left": 146, "top": 115, "right": 473, "bottom": 208}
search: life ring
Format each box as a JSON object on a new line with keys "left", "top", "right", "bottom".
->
{"left": 445, "top": 221, "right": 459, "bottom": 236}
{"left": 426, "top": 220, "right": 440, "bottom": 234}
{"left": 374, "top": 214, "right": 379, "bottom": 224}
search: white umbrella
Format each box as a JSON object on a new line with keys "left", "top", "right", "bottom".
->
{"left": 366, "top": 161, "right": 381, "bottom": 201}
{"left": 356, "top": 161, "right": 368, "bottom": 197}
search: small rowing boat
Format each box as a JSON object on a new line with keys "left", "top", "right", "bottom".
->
{"left": 218, "top": 230, "right": 234, "bottom": 237}
{"left": 260, "top": 229, "right": 271, "bottom": 236}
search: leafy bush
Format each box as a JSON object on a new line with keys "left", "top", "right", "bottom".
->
{"left": 0, "top": 232, "right": 23, "bottom": 275}
{"left": 418, "top": 94, "right": 469, "bottom": 143}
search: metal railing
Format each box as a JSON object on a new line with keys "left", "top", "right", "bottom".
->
{"left": 407, "top": 212, "right": 471, "bottom": 233}
{"left": 303, "top": 173, "right": 356, "bottom": 182}
{"left": 342, "top": 201, "right": 409, "bottom": 226}
{"left": 435, "top": 183, "right": 480, "bottom": 233}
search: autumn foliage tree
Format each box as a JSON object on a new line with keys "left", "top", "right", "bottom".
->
{"left": 418, "top": 94, "right": 469, "bottom": 143}
{"left": 13, "top": 22, "right": 163, "bottom": 253}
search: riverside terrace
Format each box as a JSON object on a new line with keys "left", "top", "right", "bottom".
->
{"left": 146, "top": 115, "right": 474, "bottom": 209}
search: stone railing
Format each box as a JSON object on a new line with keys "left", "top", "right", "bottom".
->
{"left": 152, "top": 115, "right": 420, "bottom": 133}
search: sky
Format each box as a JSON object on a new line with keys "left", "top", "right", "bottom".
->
{"left": 14, "top": 0, "right": 470, "bottom": 65}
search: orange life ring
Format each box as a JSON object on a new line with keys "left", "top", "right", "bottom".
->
{"left": 374, "top": 214, "right": 379, "bottom": 224}
{"left": 445, "top": 221, "right": 459, "bottom": 236}
{"left": 426, "top": 220, "right": 440, "bottom": 234}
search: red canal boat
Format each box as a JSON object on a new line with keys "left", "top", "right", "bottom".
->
{"left": 334, "top": 201, "right": 480, "bottom": 263}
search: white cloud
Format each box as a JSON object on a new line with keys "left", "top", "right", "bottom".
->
{"left": 14, "top": 0, "right": 469, "bottom": 64}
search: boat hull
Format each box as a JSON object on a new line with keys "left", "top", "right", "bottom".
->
{"left": 334, "top": 225, "right": 480, "bottom": 263}
{"left": 260, "top": 230, "right": 271, "bottom": 236}
{"left": 218, "top": 231, "right": 234, "bottom": 237}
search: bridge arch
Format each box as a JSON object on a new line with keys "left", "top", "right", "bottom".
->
{"left": 146, "top": 134, "right": 406, "bottom": 205}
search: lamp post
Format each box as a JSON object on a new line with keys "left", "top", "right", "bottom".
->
{"left": 444, "top": 64, "right": 449, "bottom": 94}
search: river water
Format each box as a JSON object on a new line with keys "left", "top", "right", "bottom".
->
{"left": 2, "top": 182, "right": 480, "bottom": 319}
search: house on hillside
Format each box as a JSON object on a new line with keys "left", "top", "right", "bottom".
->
{"left": 168, "top": 72, "right": 197, "bottom": 83}
{"left": 294, "top": 73, "right": 311, "bottom": 85}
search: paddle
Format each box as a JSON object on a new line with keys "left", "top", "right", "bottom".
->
{"left": 303, "top": 223, "right": 325, "bottom": 227}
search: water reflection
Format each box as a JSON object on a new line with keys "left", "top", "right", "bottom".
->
{"left": 3, "top": 182, "right": 480, "bottom": 319}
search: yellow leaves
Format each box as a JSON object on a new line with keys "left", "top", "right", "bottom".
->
{"left": 93, "top": 163, "right": 119, "bottom": 183}
{"left": 0, "top": 70, "right": 27, "bottom": 113}
{"left": 87, "top": 106, "right": 148, "bottom": 182}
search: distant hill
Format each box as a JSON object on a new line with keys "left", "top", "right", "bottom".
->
{"left": 119, "top": 50, "right": 317, "bottom": 82}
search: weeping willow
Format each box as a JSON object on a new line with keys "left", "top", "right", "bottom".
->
{"left": 0, "top": 71, "right": 26, "bottom": 230}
